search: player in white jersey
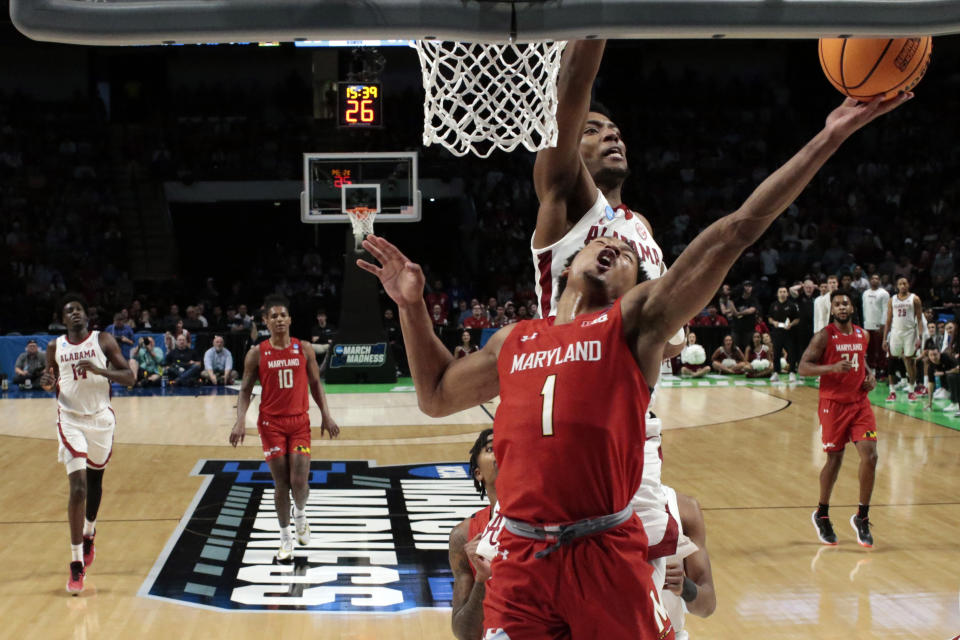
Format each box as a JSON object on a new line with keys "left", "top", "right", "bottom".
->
{"left": 40, "top": 294, "right": 134, "bottom": 594}
{"left": 883, "top": 276, "right": 924, "bottom": 401}
{"left": 861, "top": 274, "right": 890, "bottom": 379}
{"left": 661, "top": 486, "right": 716, "bottom": 640}
{"left": 528, "top": 39, "right": 684, "bottom": 592}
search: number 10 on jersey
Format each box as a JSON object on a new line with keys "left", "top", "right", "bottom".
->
{"left": 278, "top": 369, "right": 294, "bottom": 389}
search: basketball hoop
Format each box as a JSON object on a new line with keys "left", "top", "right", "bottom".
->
{"left": 346, "top": 207, "right": 377, "bottom": 252}
{"left": 415, "top": 40, "right": 567, "bottom": 158}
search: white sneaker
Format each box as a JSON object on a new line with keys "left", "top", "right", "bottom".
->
{"left": 295, "top": 518, "right": 310, "bottom": 546}
{"left": 789, "top": 373, "right": 798, "bottom": 383}
{"left": 277, "top": 536, "right": 294, "bottom": 563}
{"left": 769, "top": 373, "right": 779, "bottom": 383}
{"left": 896, "top": 379, "right": 911, "bottom": 390}
{"left": 942, "top": 403, "right": 959, "bottom": 413}
{"left": 23, "top": 378, "right": 32, "bottom": 389}
{"left": 933, "top": 388, "right": 949, "bottom": 400}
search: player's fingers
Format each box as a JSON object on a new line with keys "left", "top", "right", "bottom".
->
{"left": 356, "top": 259, "right": 381, "bottom": 276}
{"left": 361, "top": 238, "right": 388, "bottom": 264}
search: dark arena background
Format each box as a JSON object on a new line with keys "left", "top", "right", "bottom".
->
{"left": 1, "top": 1, "right": 959, "bottom": 638}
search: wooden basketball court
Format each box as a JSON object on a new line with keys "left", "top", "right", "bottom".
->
{"left": 1, "top": 383, "right": 957, "bottom": 639}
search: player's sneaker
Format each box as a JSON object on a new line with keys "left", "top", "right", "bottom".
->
{"left": 769, "top": 373, "right": 779, "bottom": 383}
{"left": 933, "top": 387, "right": 949, "bottom": 400}
{"left": 295, "top": 518, "right": 311, "bottom": 546}
{"left": 82, "top": 533, "right": 95, "bottom": 568}
{"left": 788, "top": 373, "right": 798, "bottom": 383}
{"left": 811, "top": 512, "right": 838, "bottom": 546}
{"left": 885, "top": 391, "right": 897, "bottom": 402}
{"left": 850, "top": 514, "right": 874, "bottom": 548}
{"left": 907, "top": 392, "right": 918, "bottom": 402}
{"left": 66, "top": 561, "right": 85, "bottom": 593}
{"left": 276, "top": 537, "right": 294, "bottom": 563}
{"left": 941, "top": 403, "right": 958, "bottom": 413}
{"left": 914, "top": 385, "right": 929, "bottom": 397}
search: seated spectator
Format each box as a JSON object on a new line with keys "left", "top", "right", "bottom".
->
{"left": 711, "top": 335, "right": 748, "bottom": 375}
{"left": 104, "top": 312, "right": 136, "bottom": 360}
{"left": 454, "top": 330, "right": 479, "bottom": 359}
{"left": 48, "top": 312, "right": 66, "bottom": 334}
{"left": 744, "top": 331, "right": 774, "bottom": 378}
{"left": 925, "top": 341, "right": 959, "bottom": 416}
{"left": 430, "top": 303, "right": 448, "bottom": 330}
{"left": 226, "top": 307, "right": 246, "bottom": 333}
{"left": 250, "top": 306, "right": 270, "bottom": 345}
{"left": 503, "top": 301, "right": 517, "bottom": 325}
{"left": 162, "top": 304, "right": 181, "bottom": 331}
{"left": 310, "top": 310, "right": 337, "bottom": 354}
{"left": 182, "top": 305, "right": 204, "bottom": 332}
{"left": 164, "top": 319, "right": 192, "bottom": 353}
{"left": 202, "top": 335, "right": 236, "bottom": 385}
{"left": 209, "top": 305, "right": 227, "bottom": 332}
{"left": 130, "top": 335, "right": 164, "bottom": 387}
{"left": 164, "top": 334, "right": 202, "bottom": 386}
{"left": 136, "top": 309, "right": 155, "bottom": 331}
{"left": 237, "top": 304, "right": 253, "bottom": 331}
{"left": 453, "top": 299, "right": 470, "bottom": 327}
{"left": 516, "top": 305, "right": 531, "bottom": 321}
{"left": 425, "top": 279, "right": 449, "bottom": 316}
{"left": 490, "top": 305, "right": 508, "bottom": 328}
{"left": 941, "top": 276, "right": 960, "bottom": 313}
{"left": 692, "top": 305, "right": 729, "bottom": 327}
{"left": 680, "top": 332, "right": 710, "bottom": 378}
{"left": 13, "top": 339, "right": 45, "bottom": 389}
{"left": 716, "top": 283, "right": 737, "bottom": 325}
{"left": 463, "top": 304, "right": 491, "bottom": 330}
{"left": 762, "top": 332, "right": 791, "bottom": 374}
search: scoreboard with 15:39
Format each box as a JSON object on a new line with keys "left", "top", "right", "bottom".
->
{"left": 338, "top": 82, "right": 383, "bottom": 128}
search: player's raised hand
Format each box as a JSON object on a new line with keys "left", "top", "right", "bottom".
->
{"left": 229, "top": 420, "right": 245, "bottom": 447}
{"left": 463, "top": 533, "right": 492, "bottom": 583}
{"left": 824, "top": 93, "right": 913, "bottom": 139}
{"left": 356, "top": 235, "right": 425, "bottom": 308}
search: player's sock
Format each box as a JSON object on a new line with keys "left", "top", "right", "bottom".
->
{"left": 279, "top": 525, "right": 292, "bottom": 543}
{"left": 71, "top": 543, "right": 83, "bottom": 563}
{"left": 293, "top": 505, "right": 306, "bottom": 521}
{"left": 83, "top": 518, "right": 96, "bottom": 537}
{"left": 816, "top": 503, "right": 829, "bottom": 518}
{"left": 857, "top": 504, "right": 870, "bottom": 520}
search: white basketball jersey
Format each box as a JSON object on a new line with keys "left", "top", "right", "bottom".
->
{"left": 860, "top": 287, "right": 889, "bottom": 332}
{"left": 890, "top": 293, "right": 917, "bottom": 333}
{"left": 531, "top": 190, "right": 665, "bottom": 318}
{"left": 56, "top": 331, "right": 111, "bottom": 416}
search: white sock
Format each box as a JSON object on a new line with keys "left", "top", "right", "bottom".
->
{"left": 293, "top": 505, "right": 306, "bottom": 522}
{"left": 83, "top": 519, "right": 96, "bottom": 537}
{"left": 71, "top": 543, "right": 83, "bottom": 562}
{"left": 279, "top": 525, "right": 292, "bottom": 542}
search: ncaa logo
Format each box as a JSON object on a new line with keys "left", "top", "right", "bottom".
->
{"left": 604, "top": 204, "right": 616, "bottom": 221}
{"left": 334, "top": 344, "right": 344, "bottom": 355}
{"left": 635, "top": 222, "right": 648, "bottom": 241}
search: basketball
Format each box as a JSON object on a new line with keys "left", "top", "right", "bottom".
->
{"left": 818, "top": 36, "right": 932, "bottom": 100}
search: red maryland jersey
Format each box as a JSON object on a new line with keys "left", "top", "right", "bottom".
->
{"left": 819, "top": 323, "right": 869, "bottom": 403}
{"left": 494, "top": 299, "right": 651, "bottom": 525}
{"left": 258, "top": 338, "right": 309, "bottom": 418}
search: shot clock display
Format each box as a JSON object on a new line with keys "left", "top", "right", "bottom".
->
{"left": 337, "top": 82, "right": 383, "bottom": 128}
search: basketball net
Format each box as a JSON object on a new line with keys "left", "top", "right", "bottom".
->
{"left": 346, "top": 207, "right": 377, "bottom": 252}
{"left": 415, "top": 40, "right": 567, "bottom": 158}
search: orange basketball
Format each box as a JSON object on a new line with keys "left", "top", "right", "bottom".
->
{"left": 819, "top": 36, "right": 932, "bottom": 100}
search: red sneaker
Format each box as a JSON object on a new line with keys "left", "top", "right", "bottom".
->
{"left": 83, "top": 534, "right": 95, "bottom": 568}
{"left": 885, "top": 392, "right": 896, "bottom": 402}
{"left": 66, "top": 561, "right": 85, "bottom": 593}
{"left": 908, "top": 392, "right": 918, "bottom": 402}
{"left": 915, "top": 385, "right": 929, "bottom": 396}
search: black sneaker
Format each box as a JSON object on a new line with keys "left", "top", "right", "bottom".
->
{"left": 811, "top": 511, "right": 838, "bottom": 545}
{"left": 850, "top": 514, "right": 874, "bottom": 548}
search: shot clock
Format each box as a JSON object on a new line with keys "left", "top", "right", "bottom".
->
{"left": 337, "top": 82, "right": 383, "bottom": 128}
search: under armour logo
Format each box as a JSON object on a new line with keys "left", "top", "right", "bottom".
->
{"left": 499, "top": 548, "right": 510, "bottom": 560}
{"left": 520, "top": 333, "right": 538, "bottom": 342}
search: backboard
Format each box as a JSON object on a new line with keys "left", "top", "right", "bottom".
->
{"left": 301, "top": 152, "right": 419, "bottom": 224}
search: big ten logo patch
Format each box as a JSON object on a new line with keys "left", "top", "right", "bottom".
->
{"left": 142, "top": 460, "right": 487, "bottom": 612}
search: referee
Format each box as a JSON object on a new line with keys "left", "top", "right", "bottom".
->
{"left": 767, "top": 286, "right": 800, "bottom": 382}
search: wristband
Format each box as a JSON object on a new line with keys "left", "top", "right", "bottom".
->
{"left": 681, "top": 576, "right": 698, "bottom": 603}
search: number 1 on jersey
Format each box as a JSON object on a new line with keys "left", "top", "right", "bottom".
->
{"left": 540, "top": 374, "right": 556, "bottom": 437}
{"left": 278, "top": 368, "right": 294, "bottom": 389}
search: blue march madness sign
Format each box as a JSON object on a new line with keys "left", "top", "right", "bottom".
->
{"left": 139, "top": 459, "right": 485, "bottom": 613}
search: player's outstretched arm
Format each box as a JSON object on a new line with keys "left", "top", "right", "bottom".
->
{"left": 305, "top": 346, "right": 339, "bottom": 439}
{"left": 230, "top": 347, "right": 260, "bottom": 446}
{"left": 449, "top": 521, "right": 486, "bottom": 640}
{"left": 357, "top": 235, "right": 510, "bottom": 417}
{"left": 622, "top": 95, "right": 912, "bottom": 371}
{"left": 532, "top": 40, "right": 606, "bottom": 248}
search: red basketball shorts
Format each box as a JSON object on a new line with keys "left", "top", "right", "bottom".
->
{"left": 483, "top": 517, "right": 675, "bottom": 640}
{"left": 257, "top": 413, "right": 311, "bottom": 461}
{"left": 819, "top": 397, "right": 877, "bottom": 452}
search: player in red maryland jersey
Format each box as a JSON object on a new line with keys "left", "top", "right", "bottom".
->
{"left": 799, "top": 291, "right": 878, "bottom": 548}
{"left": 448, "top": 428, "right": 497, "bottom": 640}
{"left": 230, "top": 294, "right": 340, "bottom": 562}
{"left": 359, "top": 90, "right": 907, "bottom": 638}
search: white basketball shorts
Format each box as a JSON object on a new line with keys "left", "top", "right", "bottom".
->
{"left": 888, "top": 329, "right": 918, "bottom": 358}
{"left": 57, "top": 407, "right": 116, "bottom": 474}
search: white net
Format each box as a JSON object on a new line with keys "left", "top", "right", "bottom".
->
{"left": 346, "top": 208, "right": 377, "bottom": 252}
{"left": 415, "top": 40, "right": 568, "bottom": 158}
